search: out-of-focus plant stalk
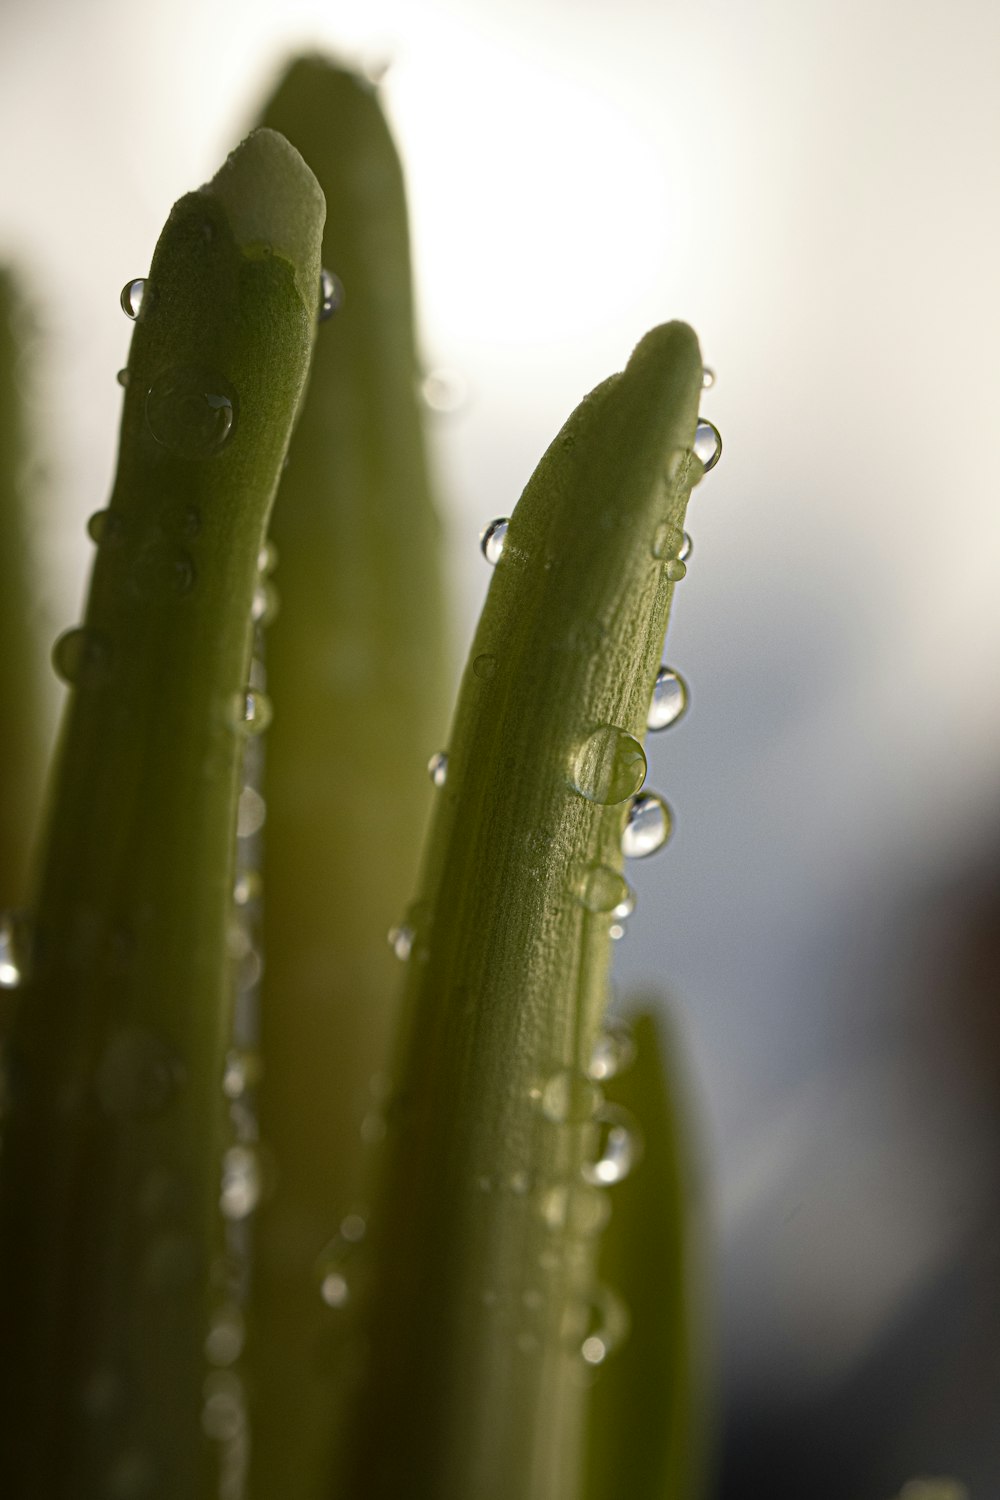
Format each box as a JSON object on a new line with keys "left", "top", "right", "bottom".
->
{"left": 585, "top": 1009, "right": 710, "bottom": 1500}
{"left": 246, "top": 58, "right": 449, "bottom": 1499}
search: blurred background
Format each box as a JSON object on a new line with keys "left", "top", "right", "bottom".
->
{"left": 2, "top": 0, "right": 999, "bottom": 1494}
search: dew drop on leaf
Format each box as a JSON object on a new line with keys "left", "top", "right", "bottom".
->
{"left": 480, "top": 518, "right": 509, "bottom": 565}
{"left": 427, "top": 751, "right": 448, "bottom": 788}
{"left": 119, "top": 278, "right": 146, "bottom": 319}
{"left": 318, "top": 267, "right": 344, "bottom": 322}
{"left": 582, "top": 1104, "right": 643, "bottom": 1186}
{"left": 145, "top": 366, "right": 237, "bottom": 459}
{"left": 571, "top": 727, "right": 646, "bottom": 806}
{"left": 692, "top": 418, "right": 722, "bottom": 473}
{"left": 647, "top": 666, "right": 688, "bottom": 731}
{"left": 622, "top": 791, "right": 672, "bottom": 858}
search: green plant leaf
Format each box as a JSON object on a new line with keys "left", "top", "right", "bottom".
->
{"left": 246, "top": 58, "right": 450, "bottom": 1499}
{"left": 0, "top": 129, "right": 323, "bottom": 1497}
{"left": 340, "top": 321, "right": 706, "bottom": 1500}
{"left": 585, "top": 1009, "right": 711, "bottom": 1500}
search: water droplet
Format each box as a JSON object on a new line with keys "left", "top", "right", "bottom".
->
{"left": 536, "top": 1069, "right": 601, "bottom": 1124}
{"left": 251, "top": 581, "right": 279, "bottom": 624}
{"left": 647, "top": 666, "right": 689, "bottom": 731}
{"left": 702, "top": 366, "right": 715, "bottom": 389}
{"left": 130, "top": 541, "right": 196, "bottom": 598}
{"left": 587, "top": 1018, "right": 637, "bottom": 1082}
{"left": 233, "top": 871, "right": 261, "bottom": 907}
{"left": 116, "top": 368, "right": 130, "bottom": 388}
{"left": 421, "top": 367, "right": 467, "bottom": 413}
{"left": 257, "top": 540, "right": 278, "bottom": 575}
{"left": 692, "top": 418, "right": 722, "bottom": 473}
{"left": 222, "top": 1049, "right": 260, "bottom": 1100}
{"left": 145, "top": 366, "right": 237, "bottom": 458}
{"left": 318, "top": 268, "right": 344, "bottom": 321}
{"left": 571, "top": 726, "right": 646, "bottom": 806}
{"left": 577, "top": 865, "right": 633, "bottom": 917}
{"left": 622, "top": 792, "right": 673, "bottom": 858}
{"left": 201, "top": 1370, "right": 246, "bottom": 1441}
{"left": 316, "top": 1229, "right": 363, "bottom": 1308}
{"left": 220, "top": 1145, "right": 260, "bottom": 1220}
{"left": 480, "top": 517, "right": 509, "bottom": 565}
{"left": 205, "top": 1304, "right": 244, "bottom": 1366}
{"left": 86, "top": 509, "right": 125, "bottom": 546}
{"left": 582, "top": 1104, "right": 643, "bottom": 1185}
{"left": 230, "top": 689, "right": 273, "bottom": 736}
{"left": 95, "top": 1026, "right": 184, "bottom": 1116}
{"left": 679, "top": 531, "right": 693, "bottom": 561}
{"left": 663, "top": 558, "right": 687, "bottom": 583}
{"left": 236, "top": 787, "right": 266, "bottom": 839}
{"left": 52, "top": 627, "right": 112, "bottom": 688}
{"left": 473, "top": 653, "right": 498, "bottom": 680}
{"left": 340, "top": 1211, "right": 367, "bottom": 1243}
{"left": 427, "top": 751, "right": 448, "bottom": 788}
{"left": 539, "top": 1182, "right": 611, "bottom": 1238}
{"left": 0, "top": 911, "right": 30, "bottom": 989}
{"left": 565, "top": 1284, "right": 630, "bottom": 1365}
{"left": 387, "top": 923, "right": 414, "bottom": 961}
{"left": 120, "top": 278, "right": 147, "bottom": 319}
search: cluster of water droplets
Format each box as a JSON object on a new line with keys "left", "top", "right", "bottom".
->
{"left": 475, "top": 1019, "right": 641, "bottom": 1368}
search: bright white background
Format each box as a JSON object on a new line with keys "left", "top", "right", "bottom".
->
{"left": 3, "top": 0, "right": 999, "bottom": 1488}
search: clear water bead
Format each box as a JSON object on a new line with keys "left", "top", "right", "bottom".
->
{"left": 421, "top": 367, "right": 468, "bottom": 413}
{"left": 86, "top": 509, "right": 125, "bottom": 546}
{"left": 52, "top": 627, "right": 112, "bottom": 688}
{"left": 120, "top": 278, "right": 146, "bottom": 318}
{"left": 702, "top": 366, "right": 716, "bottom": 389}
{"left": 145, "top": 366, "right": 237, "bottom": 459}
{"left": 236, "top": 787, "right": 266, "bottom": 839}
{"left": 231, "top": 689, "right": 273, "bottom": 736}
{"left": 219, "top": 1145, "right": 260, "bottom": 1220}
{"left": 571, "top": 726, "right": 646, "bottom": 806}
{"left": 539, "top": 1182, "right": 610, "bottom": 1239}
{"left": 647, "top": 666, "right": 689, "bottom": 731}
{"left": 205, "top": 1304, "right": 245, "bottom": 1367}
{"left": 587, "top": 1018, "right": 637, "bottom": 1082}
{"left": 566, "top": 1284, "right": 630, "bottom": 1365}
{"left": 678, "top": 531, "right": 693, "bottom": 562}
{"left": 473, "top": 653, "right": 498, "bottom": 680}
{"left": 427, "top": 751, "right": 448, "bottom": 788}
{"left": 622, "top": 792, "right": 672, "bottom": 858}
{"left": 582, "top": 1104, "right": 643, "bottom": 1185}
{"left": 387, "top": 924, "right": 415, "bottom": 961}
{"left": 692, "top": 418, "right": 722, "bottom": 473}
{"left": 116, "top": 368, "right": 130, "bottom": 388}
{"left": 577, "top": 864, "right": 632, "bottom": 916}
{"left": 315, "top": 1228, "right": 362, "bottom": 1308}
{"left": 0, "top": 911, "right": 29, "bottom": 989}
{"left": 318, "top": 268, "right": 344, "bottom": 322}
{"left": 536, "top": 1069, "right": 601, "bottom": 1124}
{"left": 480, "top": 518, "right": 509, "bottom": 565}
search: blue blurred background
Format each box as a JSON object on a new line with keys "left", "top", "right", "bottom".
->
{"left": 2, "top": 0, "right": 999, "bottom": 1493}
